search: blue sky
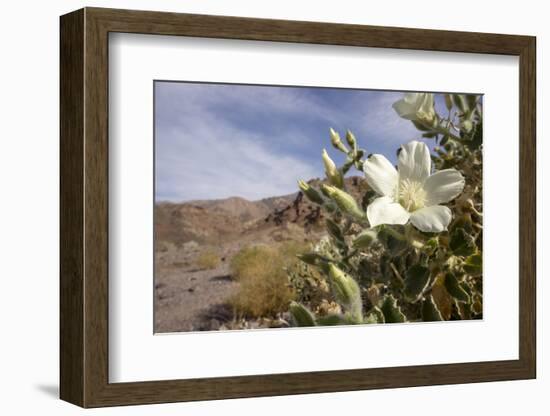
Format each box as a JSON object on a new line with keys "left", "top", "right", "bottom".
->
{"left": 155, "top": 82, "right": 447, "bottom": 202}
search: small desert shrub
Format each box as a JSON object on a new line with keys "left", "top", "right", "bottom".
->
{"left": 229, "top": 243, "right": 308, "bottom": 318}
{"left": 196, "top": 249, "right": 220, "bottom": 270}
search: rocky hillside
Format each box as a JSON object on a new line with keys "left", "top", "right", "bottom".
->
{"left": 155, "top": 176, "right": 370, "bottom": 247}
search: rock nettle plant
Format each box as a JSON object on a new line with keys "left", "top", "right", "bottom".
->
{"left": 289, "top": 92, "right": 483, "bottom": 326}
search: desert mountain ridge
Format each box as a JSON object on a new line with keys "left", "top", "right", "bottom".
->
{"left": 155, "top": 176, "right": 370, "bottom": 247}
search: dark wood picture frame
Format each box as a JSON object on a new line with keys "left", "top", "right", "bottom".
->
{"left": 60, "top": 7, "right": 536, "bottom": 408}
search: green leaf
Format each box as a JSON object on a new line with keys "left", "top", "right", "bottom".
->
{"left": 296, "top": 252, "right": 323, "bottom": 266}
{"left": 344, "top": 312, "right": 364, "bottom": 325}
{"left": 364, "top": 306, "right": 385, "bottom": 324}
{"left": 457, "top": 300, "right": 472, "bottom": 320}
{"left": 422, "top": 295, "right": 443, "bottom": 321}
{"left": 404, "top": 264, "right": 431, "bottom": 302}
{"left": 289, "top": 302, "right": 316, "bottom": 327}
{"left": 466, "top": 121, "right": 483, "bottom": 150}
{"left": 326, "top": 218, "right": 344, "bottom": 242}
{"left": 466, "top": 94, "right": 479, "bottom": 111}
{"left": 444, "top": 273, "right": 470, "bottom": 303}
{"left": 380, "top": 295, "right": 406, "bottom": 323}
{"left": 379, "top": 226, "right": 408, "bottom": 256}
{"left": 450, "top": 227, "right": 477, "bottom": 256}
{"left": 463, "top": 253, "right": 482, "bottom": 276}
{"left": 316, "top": 314, "right": 346, "bottom": 326}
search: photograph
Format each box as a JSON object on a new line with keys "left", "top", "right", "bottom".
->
{"left": 153, "top": 81, "right": 483, "bottom": 333}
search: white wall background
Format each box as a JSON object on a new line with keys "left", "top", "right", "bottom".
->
{"left": 0, "top": 0, "right": 546, "bottom": 414}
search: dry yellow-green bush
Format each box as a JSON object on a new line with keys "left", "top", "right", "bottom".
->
{"left": 195, "top": 249, "right": 220, "bottom": 270}
{"left": 229, "top": 243, "right": 308, "bottom": 318}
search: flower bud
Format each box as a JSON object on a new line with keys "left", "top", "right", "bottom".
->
{"left": 322, "top": 149, "right": 344, "bottom": 188}
{"left": 321, "top": 185, "right": 366, "bottom": 222}
{"left": 352, "top": 229, "right": 378, "bottom": 248}
{"left": 328, "top": 263, "right": 362, "bottom": 319}
{"left": 461, "top": 119, "right": 473, "bottom": 133}
{"left": 345, "top": 130, "right": 357, "bottom": 149}
{"left": 453, "top": 94, "right": 469, "bottom": 114}
{"left": 289, "top": 302, "right": 316, "bottom": 327}
{"left": 329, "top": 128, "right": 348, "bottom": 153}
{"left": 444, "top": 93, "right": 453, "bottom": 111}
{"left": 393, "top": 93, "right": 436, "bottom": 125}
{"left": 297, "top": 180, "right": 324, "bottom": 205}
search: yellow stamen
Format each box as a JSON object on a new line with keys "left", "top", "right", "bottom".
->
{"left": 398, "top": 179, "right": 427, "bottom": 212}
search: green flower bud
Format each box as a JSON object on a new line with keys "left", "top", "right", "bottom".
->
{"left": 461, "top": 119, "right": 473, "bottom": 133}
{"left": 352, "top": 229, "right": 378, "bottom": 248}
{"left": 453, "top": 94, "right": 469, "bottom": 114}
{"left": 444, "top": 93, "right": 453, "bottom": 112}
{"left": 345, "top": 130, "right": 357, "bottom": 149}
{"left": 321, "top": 185, "right": 366, "bottom": 222}
{"left": 322, "top": 149, "right": 344, "bottom": 188}
{"left": 297, "top": 180, "right": 324, "bottom": 205}
{"left": 328, "top": 263, "right": 362, "bottom": 319}
{"left": 329, "top": 128, "right": 348, "bottom": 153}
{"left": 289, "top": 302, "right": 316, "bottom": 327}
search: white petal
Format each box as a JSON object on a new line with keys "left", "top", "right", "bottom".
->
{"left": 367, "top": 196, "right": 410, "bottom": 228}
{"left": 423, "top": 169, "right": 465, "bottom": 205}
{"left": 392, "top": 98, "right": 416, "bottom": 120}
{"left": 363, "top": 154, "right": 398, "bottom": 197}
{"left": 398, "top": 140, "right": 431, "bottom": 183}
{"left": 409, "top": 205, "right": 452, "bottom": 233}
{"left": 419, "top": 93, "right": 434, "bottom": 113}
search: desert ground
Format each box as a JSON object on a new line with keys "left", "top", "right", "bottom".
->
{"left": 154, "top": 177, "right": 369, "bottom": 332}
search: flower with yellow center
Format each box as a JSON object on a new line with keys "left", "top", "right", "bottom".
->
{"left": 363, "top": 141, "right": 465, "bottom": 233}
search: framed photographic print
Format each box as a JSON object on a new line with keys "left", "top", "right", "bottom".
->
{"left": 60, "top": 7, "right": 536, "bottom": 408}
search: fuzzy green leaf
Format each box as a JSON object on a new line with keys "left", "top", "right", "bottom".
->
{"left": 444, "top": 273, "right": 470, "bottom": 303}
{"left": 326, "top": 218, "right": 344, "bottom": 242}
{"left": 364, "top": 306, "right": 385, "bottom": 324}
{"left": 450, "top": 227, "right": 477, "bottom": 256}
{"left": 422, "top": 295, "right": 443, "bottom": 321}
{"left": 296, "top": 252, "right": 323, "bottom": 266}
{"left": 404, "top": 264, "right": 431, "bottom": 302}
{"left": 380, "top": 295, "right": 406, "bottom": 323}
{"left": 316, "top": 314, "right": 346, "bottom": 326}
{"left": 463, "top": 253, "right": 482, "bottom": 276}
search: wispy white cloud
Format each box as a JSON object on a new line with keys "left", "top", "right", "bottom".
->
{"left": 155, "top": 82, "right": 424, "bottom": 202}
{"left": 359, "top": 93, "right": 419, "bottom": 148}
{"left": 155, "top": 105, "right": 320, "bottom": 202}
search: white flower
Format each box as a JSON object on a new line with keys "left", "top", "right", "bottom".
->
{"left": 363, "top": 141, "right": 465, "bottom": 233}
{"left": 393, "top": 93, "right": 436, "bottom": 124}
